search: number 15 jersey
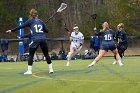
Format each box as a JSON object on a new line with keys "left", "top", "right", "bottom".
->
{"left": 97, "top": 29, "right": 116, "bottom": 51}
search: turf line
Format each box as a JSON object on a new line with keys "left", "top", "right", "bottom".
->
{"left": 102, "top": 64, "right": 138, "bottom": 86}
{"left": 32, "top": 71, "right": 140, "bottom": 84}
{"left": 0, "top": 79, "right": 44, "bottom": 93}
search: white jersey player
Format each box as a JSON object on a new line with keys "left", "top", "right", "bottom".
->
{"left": 66, "top": 25, "right": 84, "bottom": 66}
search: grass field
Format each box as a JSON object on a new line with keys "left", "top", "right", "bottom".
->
{"left": 0, "top": 57, "right": 140, "bottom": 93}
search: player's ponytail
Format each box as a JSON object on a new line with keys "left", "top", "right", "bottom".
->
{"left": 100, "top": 22, "right": 109, "bottom": 32}
{"left": 29, "top": 9, "right": 38, "bottom": 19}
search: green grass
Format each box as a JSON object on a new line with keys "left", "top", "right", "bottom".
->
{"left": 0, "top": 57, "right": 140, "bottom": 93}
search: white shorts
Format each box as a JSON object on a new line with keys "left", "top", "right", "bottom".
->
{"left": 71, "top": 42, "right": 82, "bottom": 52}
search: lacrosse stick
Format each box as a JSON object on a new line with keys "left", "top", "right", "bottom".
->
{"left": 46, "top": 3, "right": 67, "bottom": 22}
{"left": 91, "top": 14, "right": 97, "bottom": 30}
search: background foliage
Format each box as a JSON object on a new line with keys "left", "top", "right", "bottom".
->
{"left": 0, "top": 0, "right": 140, "bottom": 38}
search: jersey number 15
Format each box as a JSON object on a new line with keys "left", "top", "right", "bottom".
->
{"left": 104, "top": 34, "right": 112, "bottom": 40}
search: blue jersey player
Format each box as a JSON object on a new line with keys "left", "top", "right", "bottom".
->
{"left": 6, "top": 9, "right": 54, "bottom": 74}
{"left": 88, "top": 22, "right": 124, "bottom": 68}
{"left": 113, "top": 23, "right": 128, "bottom": 64}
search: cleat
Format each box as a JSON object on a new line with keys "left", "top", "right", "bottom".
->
{"left": 24, "top": 71, "right": 32, "bottom": 75}
{"left": 49, "top": 68, "right": 54, "bottom": 74}
{"left": 112, "top": 61, "right": 117, "bottom": 65}
{"left": 66, "top": 62, "right": 70, "bottom": 66}
{"left": 49, "top": 71, "right": 53, "bottom": 74}
{"left": 88, "top": 63, "right": 94, "bottom": 68}
{"left": 119, "top": 63, "right": 124, "bottom": 66}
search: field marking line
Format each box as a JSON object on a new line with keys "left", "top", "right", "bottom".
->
{"left": 32, "top": 71, "right": 140, "bottom": 84}
{"left": 0, "top": 79, "right": 44, "bottom": 93}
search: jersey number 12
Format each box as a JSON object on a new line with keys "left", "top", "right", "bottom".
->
{"left": 34, "top": 25, "right": 43, "bottom": 33}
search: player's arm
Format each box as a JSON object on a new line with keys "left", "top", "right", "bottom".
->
{"left": 114, "top": 31, "right": 117, "bottom": 39}
{"left": 42, "top": 21, "right": 48, "bottom": 33}
{"left": 112, "top": 30, "right": 116, "bottom": 39}
{"left": 6, "top": 20, "right": 31, "bottom": 33}
{"left": 64, "top": 26, "right": 69, "bottom": 32}
{"left": 113, "top": 31, "right": 119, "bottom": 43}
{"left": 79, "top": 33, "right": 84, "bottom": 46}
{"left": 70, "top": 32, "right": 75, "bottom": 42}
{"left": 121, "top": 31, "right": 128, "bottom": 43}
{"left": 64, "top": 23, "right": 71, "bottom": 35}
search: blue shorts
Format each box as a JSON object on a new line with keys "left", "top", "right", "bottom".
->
{"left": 29, "top": 39, "right": 48, "bottom": 49}
{"left": 100, "top": 43, "right": 116, "bottom": 52}
{"left": 93, "top": 46, "right": 100, "bottom": 52}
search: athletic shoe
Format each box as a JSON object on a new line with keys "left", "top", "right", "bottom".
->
{"left": 24, "top": 71, "right": 32, "bottom": 75}
{"left": 112, "top": 61, "right": 117, "bottom": 65}
{"left": 49, "top": 68, "right": 54, "bottom": 74}
{"left": 119, "top": 62, "right": 124, "bottom": 66}
{"left": 66, "top": 62, "right": 70, "bottom": 66}
{"left": 88, "top": 63, "right": 94, "bottom": 68}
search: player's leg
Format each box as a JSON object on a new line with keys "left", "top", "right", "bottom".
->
{"left": 112, "top": 49, "right": 124, "bottom": 66}
{"left": 113, "top": 55, "right": 117, "bottom": 64}
{"left": 88, "top": 49, "right": 106, "bottom": 67}
{"left": 40, "top": 40, "right": 53, "bottom": 73}
{"left": 66, "top": 46, "right": 78, "bottom": 66}
{"left": 113, "top": 45, "right": 120, "bottom": 64}
{"left": 24, "top": 47, "right": 37, "bottom": 75}
{"left": 118, "top": 47, "right": 126, "bottom": 58}
{"left": 118, "top": 46, "right": 127, "bottom": 64}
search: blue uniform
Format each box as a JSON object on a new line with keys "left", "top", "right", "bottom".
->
{"left": 11, "top": 18, "right": 51, "bottom": 65}
{"left": 115, "top": 30, "right": 128, "bottom": 58}
{"left": 98, "top": 29, "right": 116, "bottom": 51}
{"left": 12, "top": 18, "right": 48, "bottom": 41}
{"left": 90, "top": 34, "right": 100, "bottom": 52}
{"left": 12, "top": 18, "right": 49, "bottom": 48}
{"left": 115, "top": 30, "right": 128, "bottom": 49}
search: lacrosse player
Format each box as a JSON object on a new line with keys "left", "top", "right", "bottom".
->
{"left": 6, "top": 9, "right": 54, "bottom": 74}
{"left": 66, "top": 24, "right": 84, "bottom": 66}
{"left": 88, "top": 22, "right": 123, "bottom": 68}
{"left": 113, "top": 23, "right": 128, "bottom": 64}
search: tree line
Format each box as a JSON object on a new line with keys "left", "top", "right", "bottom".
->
{"left": 0, "top": 0, "right": 140, "bottom": 39}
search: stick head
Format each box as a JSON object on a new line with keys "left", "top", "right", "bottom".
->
{"left": 57, "top": 3, "right": 67, "bottom": 12}
{"left": 91, "top": 14, "right": 97, "bottom": 20}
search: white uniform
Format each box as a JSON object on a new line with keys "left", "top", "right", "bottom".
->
{"left": 70, "top": 31, "right": 84, "bottom": 51}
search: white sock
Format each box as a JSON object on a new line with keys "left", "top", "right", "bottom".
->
{"left": 91, "top": 60, "right": 96, "bottom": 65}
{"left": 48, "top": 63, "right": 53, "bottom": 69}
{"left": 118, "top": 59, "right": 123, "bottom": 64}
{"left": 28, "top": 65, "right": 32, "bottom": 71}
{"left": 113, "top": 59, "right": 117, "bottom": 64}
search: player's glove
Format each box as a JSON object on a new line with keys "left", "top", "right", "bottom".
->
{"left": 6, "top": 30, "right": 12, "bottom": 33}
{"left": 80, "top": 43, "right": 83, "bottom": 46}
{"left": 70, "top": 37, "right": 73, "bottom": 41}
{"left": 118, "top": 38, "right": 122, "bottom": 43}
